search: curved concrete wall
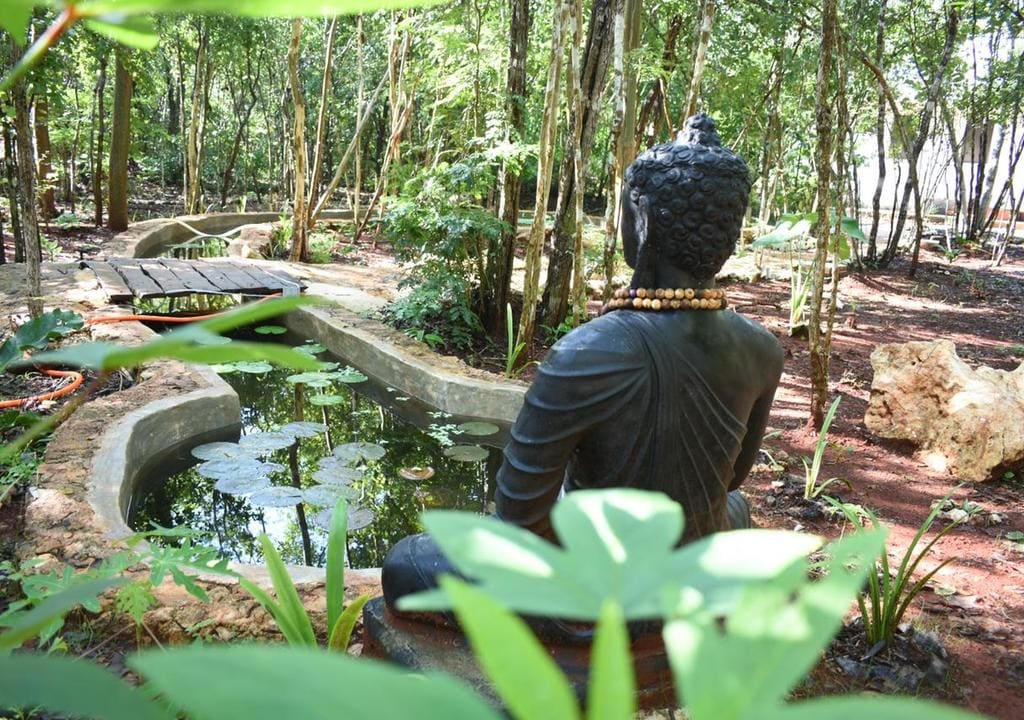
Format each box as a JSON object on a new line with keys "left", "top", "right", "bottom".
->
{"left": 108, "top": 210, "right": 354, "bottom": 259}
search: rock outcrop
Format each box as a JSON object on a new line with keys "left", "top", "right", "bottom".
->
{"left": 227, "top": 223, "right": 275, "bottom": 259}
{"left": 865, "top": 339, "right": 1024, "bottom": 481}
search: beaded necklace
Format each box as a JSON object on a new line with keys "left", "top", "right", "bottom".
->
{"left": 600, "top": 287, "right": 727, "bottom": 314}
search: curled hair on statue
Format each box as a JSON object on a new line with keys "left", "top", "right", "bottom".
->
{"left": 623, "top": 114, "right": 751, "bottom": 283}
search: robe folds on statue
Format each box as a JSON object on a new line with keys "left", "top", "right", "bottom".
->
{"left": 496, "top": 309, "right": 756, "bottom": 542}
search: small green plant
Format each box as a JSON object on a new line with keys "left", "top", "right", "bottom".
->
{"left": 831, "top": 488, "right": 962, "bottom": 648}
{"left": 0, "top": 309, "right": 84, "bottom": 372}
{"left": 802, "top": 396, "right": 850, "bottom": 500}
{"left": 505, "top": 303, "right": 528, "bottom": 378}
{"left": 308, "top": 231, "right": 336, "bottom": 264}
{"left": 239, "top": 497, "right": 369, "bottom": 650}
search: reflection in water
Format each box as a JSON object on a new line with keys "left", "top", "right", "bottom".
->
{"left": 129, "top": 340, "right": 507, "bottom": 569}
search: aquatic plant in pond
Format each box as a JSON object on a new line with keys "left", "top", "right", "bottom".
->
{"left": 130, "top": 341, "right": 505, "bottom": 569}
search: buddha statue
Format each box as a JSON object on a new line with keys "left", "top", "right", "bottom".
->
{"left": 365, "top": 114, "right": 783, "bottom": 697}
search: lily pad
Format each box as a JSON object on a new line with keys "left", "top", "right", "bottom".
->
{"left": 254, "top": 325, "right": 287, "bottom": 335}
{"left": 279, "top": 421, "right": 327, "bottom": 439}
{"left": 329, "top": 368, "right": 368, "bottom": 384}
{"left": 314, "top": 505, "right": 376, "bottom": 532}
{"left": 334, "top": 442, "right": 385, "bottom": 463}
{"left": 296, "top": 342, "right": 327, "bottom": 355}
{"left": 312, "top": 462, "right": 364, "bottom": 485}
{"left": 399, "top": 466, "right": 435, "bottom": 481}
{"left": 347, "top": 506, "right": 377, "bottom": 531}
{"left": 456, "top": 421, "right": 499, "bottom": 437}
{"left": 239, "top": 432, "right": 296, "bottom": 453}
{"left": 194, "top": 334, "right": 232, "bottom": 346}
{"left": 214, "top": 476, "right": 272, "bottom": 495}
{"left": 196, "top": 458, "right": 284, "bottom": 481}
{"left": 234, "top": 361, "right": 274, "bottom": 374}
{"left": 303, "top": 484, "right": 360, "bottom": 506}
{"left": 309, "top": 394, "right": 346, "bottom": 406}
{"left": 443, "top": 444, "right": 489, "bottom": 463}
{"left": 286, "top": 372, "right": 333, "bottom": 386}
{"left": 191, "top": 442, "right": 253, "bottom": 461}
{"left": 210, "top": 363, "right": 239, "bottom": 374}
{"left": 248, "top": 486, "right": 305, "bottom": 508}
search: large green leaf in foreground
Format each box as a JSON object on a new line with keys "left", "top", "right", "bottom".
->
{"left": 400, "top": 489, "right": 821, "bottom": 621}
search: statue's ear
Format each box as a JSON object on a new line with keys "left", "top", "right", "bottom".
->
{"left": 620, "top": 184, "right": 640, "bottom": 267}
{"left": 628, "top": 196, "right": 657, "bottom": 289}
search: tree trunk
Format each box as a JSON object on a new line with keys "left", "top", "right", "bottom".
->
{"left": 107, "top": 49, "right": 133, "bottom": 232}
{"left": 866, "top": 0, "right": 886, "bottom": 262}
{"left": 12, "top": 68, "right": 42, "bottom": 316}
{"left": 940, "top": 97, "right": 966, "bottom": 239}
{"left": 185, "top": 24, "right": 211, "bottom": 215}
{"left": 681, "top": 0, "right": 716, "bottom": 122}
{"left": 602, "top": 0, "right": 641, "bottom": 301}
{"left": 287, "top": 19, "right": 309, "bottom": 262}
{"left": 34, "top": 97, "right": 56, "bottom": 220}
{"left": 220, "top": 49, "right": 259, "bottom": 207}
{"left": 483, "top": 0, "right": 531, "bottom": 334}
{"left": 634, "top": 15, "right": 682, "bottom": 151}
{"left": 876, "top": 9, "right": 958, "bottom": 270}
{"left": 354, "top": 16, "right": 365, "bottom": 229}
{"left": 93, "top": 56, "right": 107, "bottom": 227}
{"left": 307, "top": 17, "right": 339, "bottom": 225}
{"left": 756, "top": 38, "right": 784, "bottom": 229}
{"left": 807, "top": 0, "right": 837, "bottom": 429}
{"left": 517, "top": 0, "right": 570, "bottom": 353}
{"left": 541, "top": 0, "right": 616, "bottom": 329}
{"left": 3, "top": 122, "right": 22, "bottom": 264}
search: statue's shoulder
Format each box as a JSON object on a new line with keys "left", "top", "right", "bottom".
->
{"left": 723, "top": 309, "right": 784, "bottom": 372}
{"left": 542, "top": 313, "right": 647, "bottom": 367}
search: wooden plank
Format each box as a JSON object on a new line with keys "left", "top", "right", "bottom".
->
{"left": 82, "top": 261, "right": 133, "bottom": 302}
{"left": 191, "top": 260, "right": 267, "bottom": 294}
{"left": 109, "top": 263, "right": 164, "bottom": 299}
{"left": 154, "top": 258, "right": 221, "bottom": 295}
{"left": 224, "top": 261, "right": 304, "bottom": 294}
{"left": 135, "top": 259, "right": 192, "bottom": 296}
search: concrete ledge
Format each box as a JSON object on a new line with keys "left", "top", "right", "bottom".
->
{"left": 286, "top": 305, "right": 527, "bottom": 425}
{"left": 109, "top": 210, "right": 354, "bottom": 259}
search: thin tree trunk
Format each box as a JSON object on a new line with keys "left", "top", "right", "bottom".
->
{"left": 541, "top": 0, "right": 616, "bottom": 329}
{"left": 93, "top": 56, "right": 107, "bottom": 227}
{"left": 220, "top": 49, "right": 260, "bottom": 207}
{"left": 108, "top": 49, "right": 133, "bottom": 232}
{"left": 354, "top": 16, "right": 364, "bottom": 228}
{"left": 940, "top": 97, "right": 966, "bottom": 238}
{"left": 307, "top": 17, "right": 339, "bottom": 226}
{"left": 484, "top": 0, "right": 531, "bottom": 333}
{"left": 12, "top": 68, "right": 42, "bottom": 316}
{"left": 185, "top": 24, "right": 210, "bottom": 215}
{"left": 635, "top": 15, "right": 682, "bottom": 151}
{"left": 866, "top": 0, "right": 887, "bottom": 262}
{"left": 34, "top": 97, "right": 56, "bottom": 220}
{"left": 807, "top": 0, "right": 837, "bottom": 428}
{"left": 287, "top": 19, "right": 309, "bottom": 262}
{"left": 602, "top": 0, "right": 641, "bottom": 301}
{"left": 3, "top": 122, "right": 23, "bottom": 263}
{"left": 568, "top": 0, "right": 588, "bottom": 323}
{"left": 681, "top": 0, "right": 715, "bottom": 122}
{"left": 517, "top": 0, "right": 570, "bottom": 353}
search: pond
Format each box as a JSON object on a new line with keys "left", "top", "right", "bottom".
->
{"left": 128, "top": 328, "right": 509, "bottom": 569}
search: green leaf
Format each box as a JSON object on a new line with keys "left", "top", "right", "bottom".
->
{"left": 131, "top": 644, "right": 501, "bottom": 720}
{"left": 0, "top": 653, "right": 172, "bottom": 720}
{"left": 0, "top": 0, "right": 35, "bottom": 45}
{"left": 77, "top": 0, "right": 445, "bottom": 19}
{"left": 402, "top": 490, "right": 821, "bottom": 622}
{"left": 836, "top": 234, "right": 851, "bottom": 261}
{"left": 586, "top": 601, "right": 634, "bottom": 720}
{"left": 257, "top": 534, "right": 316, "bottom": 646}
{"left": 254, "top": 325, "right": 288, "bottom": 335}
{"left": 839, "top": 217, "right": 867, "bottom": 243}
{"left": 327, "top": 594, "right": 369, "bottom": 651}
{"left": 443, "top": 444, "right": 489, "bottom": 462}
{"left": 768, "top": 695, "right": 988, "bottom": 720}
{"left": 663, "top": 529, "right": 888, "bottom": 720}
{"left": 326, "top": 497, "right": 350, "bottom": 634}
{"left": 457, "top": 421, "right": 500, "bottom": 437}
{"left": 84, "top": 15, "right": 160, "bottom": 50}
{"left": 442, "top": 577, "right": 580, "bottom": 720}
{"left": 0, "top": 577, "right": 125, "bottom": 652}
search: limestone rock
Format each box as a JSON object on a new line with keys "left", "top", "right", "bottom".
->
{"left": 865, "top": 339, "right": 1024, "bottom": 481}
{"left": 227, "top": 223, "right": 274, "bottom": 259}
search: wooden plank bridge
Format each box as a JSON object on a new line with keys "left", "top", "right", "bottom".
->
{"left": 82, "top": 258, "right": 305, "bottom": 302}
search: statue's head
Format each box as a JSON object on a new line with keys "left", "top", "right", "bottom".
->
{"left": 622, "top": 114, "right": 751, "bottom": 286}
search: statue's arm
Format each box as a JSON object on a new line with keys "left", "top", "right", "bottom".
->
{"left": 728, "top": 339, "right": 784, "bottom": 492}
{"left": 494, "top": 334, "right": 646, "bottom": 539}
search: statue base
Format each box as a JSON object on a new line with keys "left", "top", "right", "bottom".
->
{"left": 361, "top": 597, "right": 677, "bottom": 711}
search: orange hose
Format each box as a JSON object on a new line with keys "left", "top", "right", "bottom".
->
{"left": 1, "top": 292, "right": 284, "bottom": 408}
{"left": 0, "top": 369, "right": 84, "bottom": 409}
